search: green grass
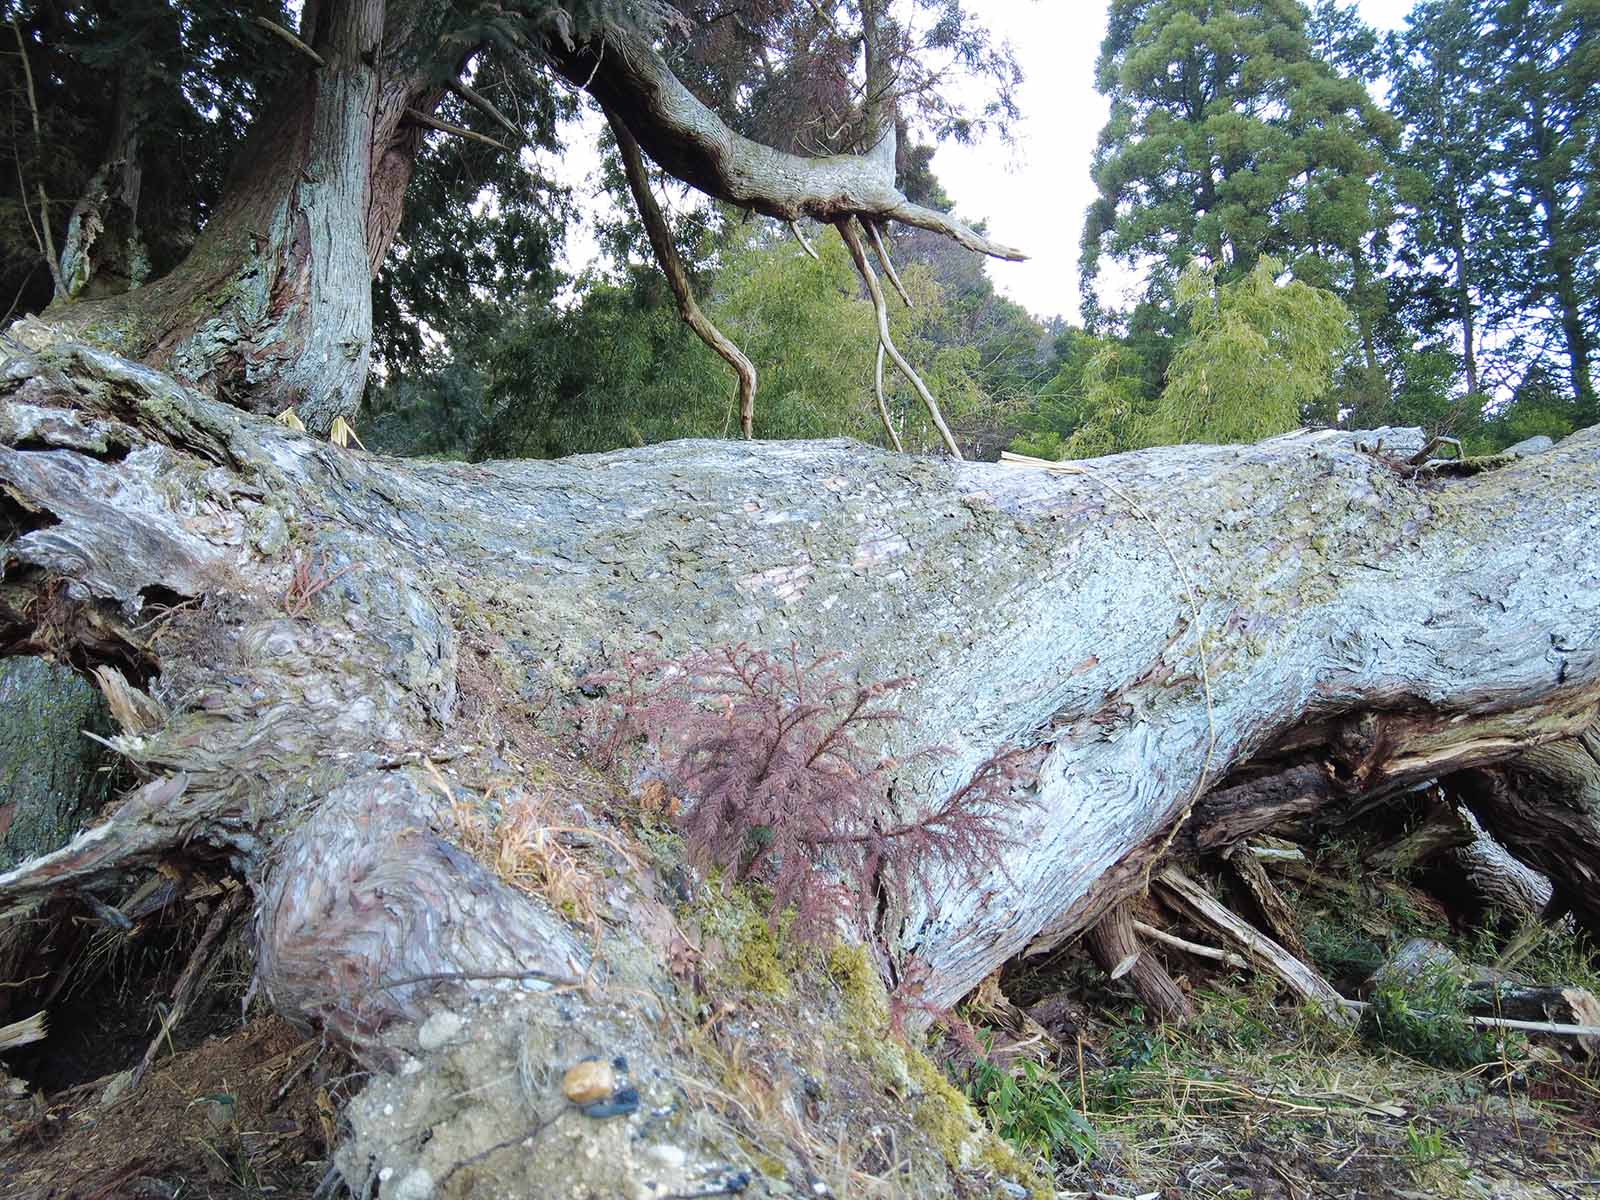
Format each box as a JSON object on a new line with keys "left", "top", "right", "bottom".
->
{"left": 966, "top": 1054, "right": 1098, "bottom": 1166}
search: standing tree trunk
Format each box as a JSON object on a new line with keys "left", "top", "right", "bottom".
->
{"left": 17, "top": 0, "right": 440, "bottom": 432}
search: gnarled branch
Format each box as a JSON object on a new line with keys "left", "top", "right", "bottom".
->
{"left": 550, "top": 25, "right": 1025, "bottom": 262}
{"left": 605, "top": 106, "right": 758, "bottom": 439}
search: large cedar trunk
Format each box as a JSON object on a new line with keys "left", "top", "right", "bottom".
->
{"left": 1, "top": 341, "right": 1597, "bottom": 1191}
{"left": 15, "top": 0, "right": 437, "bottom": 433}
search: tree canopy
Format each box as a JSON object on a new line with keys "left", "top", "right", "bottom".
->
{"left": 1, "top": 0, "right": 1595, "bottom": 466}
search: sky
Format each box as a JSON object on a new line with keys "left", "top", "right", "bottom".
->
{"left": 931, "top": 0, "right": 1417, "bottom": 321}
{"left": 552, "top": 0, "right": 1419, "bottom": 321}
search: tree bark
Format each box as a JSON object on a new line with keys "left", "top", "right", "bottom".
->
{"left": 1085, "top": 902, "right": 1192, "bottom": 1022}
{"left": 14, "top": 0, "right": 443, "bottom": 433}
{"left": 1453, "top": 732, "right": 1600, "bottom": 934}
{"left": 550, "top": 24, "right": 1022, "bottom": 262}
{"left": 10, "top": 6, "right": 1023, "bottom": 436}
{"left": 1, "top": 344, "right": 1599, "bottom": 1180}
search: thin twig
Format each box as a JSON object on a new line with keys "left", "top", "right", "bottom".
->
{"left": 440, "top": 1110, "right": 563, "bottom": 1185}
{"left": 1133, "top": 919, "right": 1249, "bottom": 969}
{"left": 252, "top": 15, "right": 326, "bottom": 67}
{"left": 404, "top": 108, "right": 514, "bottom": 154}
{"left": 837, "top": 217, "right": 961, "bottom": 458}
{"left": 1340, "top": 997, "right": 1600, "bottom": 1039}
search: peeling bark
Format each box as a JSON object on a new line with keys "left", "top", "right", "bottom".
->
{"left": 16, "top": 0, "right": 444, "bottom": 432}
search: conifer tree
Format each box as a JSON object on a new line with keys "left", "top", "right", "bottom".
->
{"left": 1081, "top": 0, "right": 1394, "bottom": 331}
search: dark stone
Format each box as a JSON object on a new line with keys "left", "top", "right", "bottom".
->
{"left": 0, "top": 657, "right": 115, "bottom": 870}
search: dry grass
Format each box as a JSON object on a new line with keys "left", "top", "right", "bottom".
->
{"left": 426, "top": 757, "right": 623, "bottom": 935}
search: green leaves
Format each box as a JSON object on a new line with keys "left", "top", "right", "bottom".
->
{"left": 1083, "top": 0, "right": 1393, "bottom": 322}
{"left": 968, "top": 1056, "right": 1099, "bottom": 1166}
{"left": 1151, "top": 258, "right": 1352, "bottom": 445}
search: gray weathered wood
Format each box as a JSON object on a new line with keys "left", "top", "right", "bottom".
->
{"left": 1, "top": 341, "right": 1598, "bottom": 1032}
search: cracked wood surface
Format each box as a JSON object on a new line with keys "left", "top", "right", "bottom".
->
{"left": 1, "top": 340, "right": 1597, "bottom": 1028}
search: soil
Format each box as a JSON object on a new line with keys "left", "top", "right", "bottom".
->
{"left": 0, "top": 1016, "right": 350, "bottom": 1200}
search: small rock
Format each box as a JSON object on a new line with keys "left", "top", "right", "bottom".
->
{"left": 392, "top": 1167, "right": 435, "bottom": 1200}
{"left": 562, "top": 1059, "right": 616, "bottom": 1105}
{"left": 995, "top": 1181, "right": 1028, "bottom": 1200}
{"left": 646, "top": 1144, "right": 687, "bottom": 1171}
{"left": 417, "top": 1010, "right": 465, "bottom": 1051}
{"left": 98, "top": 1070, "right": 133, "bottom": 1109}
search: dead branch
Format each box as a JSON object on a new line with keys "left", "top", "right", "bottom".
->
{"left": 837, "top": 217, "right": 961, "bottom": 458}
{"left": 252, "top": 15, "right": 326, "bottom": 67}
{"left": 404, "top": 108, "right": 515, "bottom": 155}
{"left": 1157, "top": 866, "right": 1354, "bottom": 1026}
{"left": 873, "top": 342, "right": 903, "bottom": 452}
{"left": 789, "top": 221, "right": 821, "bottom": 261}
{"left": 1133, "top": 920, "right": 1250, "bottom": 970}
{"left": 605, "top": 106, "right": 757, "bottom": 439}
{"left": 866, "top": 220, "right": 912, "bottom": 307}
{"left": 1086, "top": 902, "right": 1192, "bottom": 1022}
{"left": 550, "top": 24, "right": 1025, "bottom": 261}
{"left": 1225, "top": 842, "right": 1311, "bottom": 961}
{"left": 448, "top": 80, "right": 520, "bottom": 140}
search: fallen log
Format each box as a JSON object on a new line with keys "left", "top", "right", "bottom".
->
{"left": 2, "top": 341, "right": 1599, "bottom": 1187}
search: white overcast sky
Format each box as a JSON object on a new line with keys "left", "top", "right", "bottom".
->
{"left": 552, "top": 0, "right": 1417, "bottom": 322}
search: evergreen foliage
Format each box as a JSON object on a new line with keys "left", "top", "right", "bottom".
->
{"left": 579, "top": 644, "right": 1028, "bottom": 941}
{"left": 1151, "top": 258, "right": 1351, "bottom": 444}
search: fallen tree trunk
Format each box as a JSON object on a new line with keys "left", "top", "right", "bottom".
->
{"left": 1085, "top": 902, "right": 1192, "bottom": 1023}
{"left": 2, "top": 340, "right": 1598, "bottom": 1186}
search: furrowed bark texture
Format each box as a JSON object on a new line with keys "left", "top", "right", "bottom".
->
{"left": 1, "top": 341, "right": 1597, "bottom": 1032}
{"left": 15, "top": 0, "right": 443, "bottom": 432}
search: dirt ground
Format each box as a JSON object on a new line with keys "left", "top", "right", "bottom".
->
{"left": 0, "top": 1016, "right": 349, "bottom": 1200}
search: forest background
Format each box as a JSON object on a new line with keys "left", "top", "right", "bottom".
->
{"left": 3, "top": 0, "right": 1595, "bottom": 465}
